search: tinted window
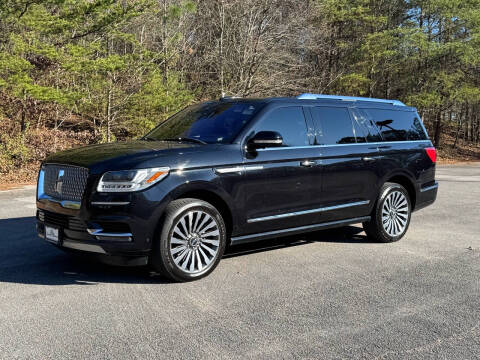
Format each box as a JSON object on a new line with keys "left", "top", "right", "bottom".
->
{"left": 254, "top": 107, "right": 309, "bottom": 147}
{"left": 352, "top": 115, "right": 367, "bottom": 143}
{"left": 145, "top": 101, "right": 266, "bottom": 144}
{"left": 350, "top": 108, "right": 382, "bottom": 142}
{"left": 310, "top": 107, "right": 356, "bottom": 145}
{"left": 365, "top": 109, "right": 428, "bottom": 141}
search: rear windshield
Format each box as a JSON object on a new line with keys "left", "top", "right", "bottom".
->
{"left": 144, "top": 101, "right": 266, "bottom": 144}
{"left": 364, "top": 109, "right": 428, "bottom": 141}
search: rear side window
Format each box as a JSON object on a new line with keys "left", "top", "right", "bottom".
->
{"left": 350, "top": 108, "right": 382, "bottom": 142}
{"left": 310, "top": 107, "right": 356, "bottom": 145}
{"left": 364, "top": 109, "right": 428, "bottom": 141}
{"left": 255, "top": 106, "right": 309, "bottom": 147}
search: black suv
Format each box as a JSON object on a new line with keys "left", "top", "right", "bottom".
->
{"left": 37, "top": 93, "right": 438, "bottom": 281}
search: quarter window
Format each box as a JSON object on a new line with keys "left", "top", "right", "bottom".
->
{"left": 364, "top": 109, "right": 428, "bottom": 141}
{"left": 254, "top": 107, "right": 309, "bottom": 147}
{"left": 310, "top": 107, "right": 356, "bottom": 145}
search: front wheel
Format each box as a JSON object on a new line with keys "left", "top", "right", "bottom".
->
{"left": 150, "top": 198, "right": 227, "bottom": 282}
{"left": 363, "top": 182, "right": 412, "bottom": 243}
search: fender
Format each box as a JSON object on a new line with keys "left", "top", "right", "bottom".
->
{"left": 380, "top": 168, "right": 417, "bottom": 186}
{"left": 165, "top": 178, "right": 240, "bottom": 231}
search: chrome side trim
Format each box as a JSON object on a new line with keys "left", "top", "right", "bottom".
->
{"left": 215, "top": 166, "right": 244, "bottom": 174}
{"left": 91, "top": 201, "right": 130, "bottom": 206}
{"left": 253, "top": 139, "right": 282, "bottom": 144}
{"left": 244, "top": 165, "right": 264, "bottom": 171}
{"left": 420, "top": 182, "right": 438, "bottom": 193}
{"left": 231, "top": 216, "right": 371, "bottom": 244}
{"left": 257, "top": 140, "right": 431, "bottom": 151}
{"left": 62, "top": 240, "right": 107, "bottom": 254}
{"left": 215, "top": 165, "right": 264, "bottom": 174}
{"left": 247, "top": 200, "right": 370, "bottom": 223}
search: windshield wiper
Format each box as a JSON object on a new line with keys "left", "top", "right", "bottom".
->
{"left": 163, "top": 137, "right": 207, "bottom": 145}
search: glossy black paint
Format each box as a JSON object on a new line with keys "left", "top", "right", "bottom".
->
{"left": 37, "top": 97, "right": 437, "bottom": 260}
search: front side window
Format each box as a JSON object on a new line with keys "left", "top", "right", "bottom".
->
{"left": 310, "top": 106, "right": 356, "bottom": 145}
{"left": 364, "top": 109, "right": 428, "bottom": 141}
{"left": 253, "top": 106, "right": 309, "bottom": 147}
{"left": 144, "top": 101, "right": 266, "bottom": 144}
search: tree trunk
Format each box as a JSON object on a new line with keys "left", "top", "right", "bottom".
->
{"left": 106, "top": 86, "right": 112, "bottom": 143}
{"left": 20, "top": 90, "right": 27, "bottom": 133}
{"left": 218, "top": 0, "right": 225, "bottom": 96}
{"left": 433, "top": 110, "right": 442, "bottom": 148}
{"left": 453, "top": 105, "right": 465, "bottom": 148}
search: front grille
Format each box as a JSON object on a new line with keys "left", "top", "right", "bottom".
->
{"left": 37, "top": 210, "right": 88, "bottom": 232}
{"left": 43, "top": 164, "right": 89, "bottom": 201}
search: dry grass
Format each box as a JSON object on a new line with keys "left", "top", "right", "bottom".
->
{"left": 436, "top": 131, "right": 480, "bottom": 164}
{"left": 1, "top": 120, "right": 94, "bottom": 185}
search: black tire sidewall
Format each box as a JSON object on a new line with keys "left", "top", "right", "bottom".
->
{"left": 374, "top": 183, "right": 412, "bottom": 242}
{"left": 159, "top": 200, "right": 226, "bottom": 281}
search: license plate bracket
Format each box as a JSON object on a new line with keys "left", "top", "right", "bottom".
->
{"left": 45, "top": 225, "right": 61, "bottom": 245}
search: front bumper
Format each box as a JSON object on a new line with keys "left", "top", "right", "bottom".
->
{"left": 36, "top": 187, "right": 171, "bottom": 261}
{"left": 36, "top": 209, "right": 151, "bottom": 262}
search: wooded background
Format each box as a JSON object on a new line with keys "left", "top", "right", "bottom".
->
{"left": 1, "top": 0, "right": 480, "bottom": 182}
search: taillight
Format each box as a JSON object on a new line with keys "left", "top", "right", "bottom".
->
{"left": 425, "top": 147, "right": 436, "bottom": 163}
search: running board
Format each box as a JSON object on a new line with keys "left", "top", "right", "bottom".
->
{"left": 230, "top": 216, "right": 371, "bottom": 245}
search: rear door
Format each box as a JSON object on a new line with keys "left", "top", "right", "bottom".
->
{"left": 361, "top": 107, "right": 432, "bottom": 185}
{"left": 308, "top": 105, "right": 380, "bottom": 222}
{"left": 240, "top": 105, "right": 323, "bottom": 234}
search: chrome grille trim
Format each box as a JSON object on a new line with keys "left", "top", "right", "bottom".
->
{"left": 41, "top": 164, "right": 89, "bottom": 202}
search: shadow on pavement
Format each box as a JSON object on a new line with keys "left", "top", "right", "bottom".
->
{"left": 0, "top": 216, "right": 374, "bottom": 286}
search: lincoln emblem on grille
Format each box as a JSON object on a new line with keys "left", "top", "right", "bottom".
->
{"left": 55, "top": 169, "right": 65, "bottom": 194}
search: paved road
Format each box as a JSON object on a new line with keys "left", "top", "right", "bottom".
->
{"left": 0, "top": 165, "right": 479, "bottom": 359}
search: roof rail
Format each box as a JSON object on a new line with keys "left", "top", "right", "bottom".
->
{"left": 296, "top": 93, "right": 405, "bottom": 106}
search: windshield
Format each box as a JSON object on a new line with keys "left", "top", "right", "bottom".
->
{"left": 144, "top": 101, "right": 266, "bottom": 144}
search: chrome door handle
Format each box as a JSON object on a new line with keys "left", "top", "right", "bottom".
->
{"left": 300, "top": 160, "right": 316, "bottom": 167}
{"left": 362, "top": 157, "right": 375, "bottom": 161}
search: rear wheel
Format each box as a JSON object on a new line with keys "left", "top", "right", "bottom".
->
{"left": 151, "top": 198, "right": 227, "bottom": 282}
{"left": 363, "top": 182, "right": 411, "bottom": 243}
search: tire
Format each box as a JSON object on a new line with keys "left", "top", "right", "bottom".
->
{"left": 363, "top": 182, "right": 412, "bottom": 243}
{"left": 150, "top": 198, "right": 227, "bottom": 282}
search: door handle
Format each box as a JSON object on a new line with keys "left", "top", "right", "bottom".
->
{"left": 362, "top": 157, "right": 376, "bottom": 162}
{"left": 300, "top": 160, "right": 317, "bottom": 167}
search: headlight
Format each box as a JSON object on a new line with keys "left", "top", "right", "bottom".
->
{"left": 97, "top": 167, "right": 170, "bottom": 192}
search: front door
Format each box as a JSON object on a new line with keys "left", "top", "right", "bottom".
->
{"left": 240, "top": 106, "right": 323, "bottom": 235}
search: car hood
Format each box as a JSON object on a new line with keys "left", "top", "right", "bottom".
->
{"left": 44, "top": 140, "right": 204, "bottom": 172}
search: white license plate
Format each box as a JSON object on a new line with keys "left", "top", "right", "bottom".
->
{"left": 45, "top": 226, "right": 60, "bottom": 244}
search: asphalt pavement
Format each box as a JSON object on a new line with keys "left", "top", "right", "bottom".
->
{"left": 0, "top": 164, "right": 479, "bottom": 359}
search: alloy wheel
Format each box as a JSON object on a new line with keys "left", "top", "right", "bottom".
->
{"left": 169, "top": 210, "right": 220, "bottom": 274}
{"left": 381, "top": 190, "right": 409, "bottom": 237}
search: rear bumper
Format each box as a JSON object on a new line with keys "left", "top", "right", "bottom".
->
{"left": 414, "top": 182, "right": 438, "bottom": 212}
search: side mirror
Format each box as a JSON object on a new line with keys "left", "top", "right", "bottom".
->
{"left": 247, "top": 131, "right": 283, "bottom": 150}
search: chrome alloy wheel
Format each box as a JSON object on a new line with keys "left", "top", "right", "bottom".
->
{"left": 381, "top": 190, "right": 409, "bottom": 237}
{"left": 169, "top": 210, "right": 220, "bottom": 274}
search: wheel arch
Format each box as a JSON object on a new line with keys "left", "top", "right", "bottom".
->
{"left": 166, "top": 181, "right": 236, "bottom": 239}
{"left": 384, "top": 173, "right": 417, "bottom": 210}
